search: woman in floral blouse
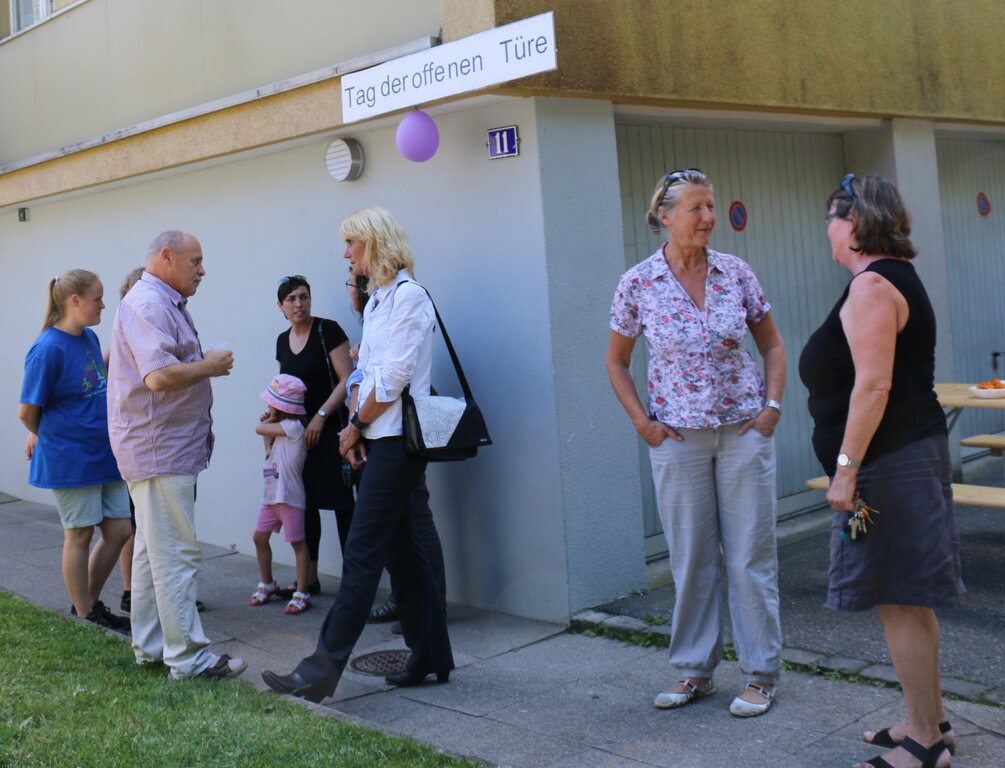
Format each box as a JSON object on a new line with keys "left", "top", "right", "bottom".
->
{"left": 606, "top": 168, "right": 786, "bottom": 718}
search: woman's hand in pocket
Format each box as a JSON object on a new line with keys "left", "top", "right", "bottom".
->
{"left": 637, "top": 419, "right": 681, "bottom": 447}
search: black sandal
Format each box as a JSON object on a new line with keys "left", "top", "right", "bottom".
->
{"left": 866, "top": 721, "right": 955, "bottom": 756}
{"left": 863, "top": 736, "right": 949, "bottom": 768}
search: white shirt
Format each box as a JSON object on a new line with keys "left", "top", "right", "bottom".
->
{"left": 357, "top": 271, "right": 435, "bottom": 439}
{"left": 262, "top": 419, "right": 307, "bottom": 508}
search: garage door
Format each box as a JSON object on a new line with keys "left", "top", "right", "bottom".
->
{"left": 616, "top": 123, "right": 849, "bottom": 555}
{"left": 937, "top": 137, "right": 1005, "bottom": 440}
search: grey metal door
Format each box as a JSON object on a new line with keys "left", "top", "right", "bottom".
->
{"left": 937, "top": 137, "right": 1005, "bottom": 439}
{"left": 616, "top": 123, "right": 848, "bottom": 555}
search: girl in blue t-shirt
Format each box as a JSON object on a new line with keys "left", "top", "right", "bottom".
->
{"left": 18, "top": 269, "right": 132, "bottom": 633}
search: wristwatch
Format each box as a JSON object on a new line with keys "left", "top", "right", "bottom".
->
{"left": 350, "top": 410, "right": 370, "bottom": 431}
{"left": 836, "top": 453, "right": 862, "bottom": 469}
{"left": 765, "top": 399, "right": 782, "bottom": 413}
{"left": 317, "top": 408, "right": 328, "bottom": 419}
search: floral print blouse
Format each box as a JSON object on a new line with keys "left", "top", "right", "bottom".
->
{"left": 610, "top": 247, "right": 771, "bottom": 429}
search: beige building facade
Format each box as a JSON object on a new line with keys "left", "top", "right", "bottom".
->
{"left": 2, "top": 1, "right": 1003, "bottom": 619}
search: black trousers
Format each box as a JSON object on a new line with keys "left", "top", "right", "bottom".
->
{"left": 296, "top": 437, "right": 453, "bottom": 679}
{"left": 392, "top": 473, "right": 447, "bottom": 608}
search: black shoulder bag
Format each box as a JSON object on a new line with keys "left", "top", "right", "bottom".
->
{"left": 398, "top": 283, "right": 492, "bottom": 462}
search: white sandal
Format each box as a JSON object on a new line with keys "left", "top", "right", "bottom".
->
{"left": 284, "top": 591, "right": 312, "bottom": 615}
{"left": 249, "top": 581, "right": 280, "bottom": 606}
{"left": 729, "top": 682, "right": 777, "bottom": 717}
{"left": 654, "top": 678, "right": 715, "bottom": 709}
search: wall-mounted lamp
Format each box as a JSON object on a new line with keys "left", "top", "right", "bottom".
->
{"left": 325, "top": 138, "right": 365, "bottom": 182}
{"left": 18, "top": 207, "right": 29, "bottom": 222}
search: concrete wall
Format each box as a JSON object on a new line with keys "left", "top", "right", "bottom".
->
{"left": 534, "top": 97, "right": 646, "bottom": 610}
{"left": 0, "top": 0, "right": 442, "bottom": 164}
{"left": 1, "top": 96, "right": 610, "bottom": 621}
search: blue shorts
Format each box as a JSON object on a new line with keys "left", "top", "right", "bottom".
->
{"left": 51, "top": 481, "right": 131, "bottom": 530}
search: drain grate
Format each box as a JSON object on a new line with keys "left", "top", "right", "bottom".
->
{"left": 349, "top": 649, "right": 411, "bottom": 676}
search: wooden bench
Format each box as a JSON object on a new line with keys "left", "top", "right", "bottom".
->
{"left": 960, "top": 434, "right": 1005, "bottom": 457}
{"left": 806, "top": 475, "right": 1005, "bottom": 509}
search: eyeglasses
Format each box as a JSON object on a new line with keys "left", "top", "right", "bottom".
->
{"left": 660, "top": 167, "right": 704, "bottom": 202}
{"left": 840, "top": 173, "right": 856, "bottom": 201}
{"left": 278, "top": 275, "right": 306, "bottom": 285}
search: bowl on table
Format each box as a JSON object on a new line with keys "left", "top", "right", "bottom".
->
{"left": 971, "top": 380, "right": 1005, "bottom": 399}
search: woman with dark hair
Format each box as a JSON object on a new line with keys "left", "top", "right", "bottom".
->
{"left": 273, "top": 275, "right": 354, "bottom": 597}
{"left": 18, "top": 270, "right": 132, "bottom": 633}
{"left": 800, "top": 174, "right": 961, "bottom": 768}
{"left": 263, "top": 207, "right": 452, "bottom": 702}
{"left": 607, "top": 169, "right": 786, "bottom": 717}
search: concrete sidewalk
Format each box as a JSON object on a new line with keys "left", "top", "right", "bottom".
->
{"left": 1, "top": 488, "right": 1003, "bottom": 767}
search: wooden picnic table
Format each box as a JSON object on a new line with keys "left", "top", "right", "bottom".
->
{"left": 935, "top": 382, "right": 1005, "bottom": 431}
{"left": 806, "top": 382, "right": 1005, "bottom": 507}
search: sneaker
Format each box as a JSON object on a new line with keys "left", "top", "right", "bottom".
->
{"left": 120, "top": 591, "right": 131, "bottom": 614}
{"left": 249, "top": 581, "right": 280, "bottom": 606}
{"left": 284, "top": 591, "right": 312, "bottom": 615}
{"left": 368, "top": 597, "right": 398, "bottom": 623}
{"left": 72, "top": 600, "right": 130, "bottom": 635}
{"left": 196, "top": 654, "right": 248, "bottom": 680}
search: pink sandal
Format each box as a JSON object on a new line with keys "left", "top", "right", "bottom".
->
{"left": 249, "top": 581, "right": 280, "bottom": 606}
{"left": 284, "top": 591, "right": 312, "bottom": 615}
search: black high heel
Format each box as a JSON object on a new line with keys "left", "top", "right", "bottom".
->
{"left": 866, "top": 721, "right": 955, "bottom": 756}
{"left": 261, "top": 668, "right": 341, "bottom": 703}
{"left": 862, "top": 736, "right": 949, "bottom": 768}
{"left": 384, "top": 667, "right": 450, "bottom": 687}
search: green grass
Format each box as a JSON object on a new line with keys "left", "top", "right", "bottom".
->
{"left": 0, "top": 591, "right": 476, "bottom": 768}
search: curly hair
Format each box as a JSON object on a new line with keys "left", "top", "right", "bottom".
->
{"left": 340, "top": 207, "right": 415, "bottom": 289}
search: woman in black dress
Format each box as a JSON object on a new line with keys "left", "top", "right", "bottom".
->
{"left": 275, "top": 275, "right": 355, "bottom": 594}
{"left": 799, "top": 175, "right": 961, "bottom": 768}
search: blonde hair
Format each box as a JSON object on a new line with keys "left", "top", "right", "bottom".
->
{"left": 646, "top": 169, "right": 713, "bottom": 233}
{"left": 119, "top": 266, "right": 145, "bottom": 299}
{"left": 42, "top": 269, "right": 99, "bottom": 331}
{"left": 339, "top": 207, "right": 415, "bottom": 289}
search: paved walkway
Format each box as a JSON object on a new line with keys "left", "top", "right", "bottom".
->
{"left": 1, "top": 486, "right": 1003, "bottom": 767}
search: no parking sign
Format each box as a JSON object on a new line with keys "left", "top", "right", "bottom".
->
{"left": 729, "top": 201, "right": 748, "bottom": 232}
{"left": 977, "top": 192, "right": 991, "bottom": 217}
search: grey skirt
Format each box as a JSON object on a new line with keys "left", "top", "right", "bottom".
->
{"left": 827, "top": 432, "right": 965, "bottom": 612}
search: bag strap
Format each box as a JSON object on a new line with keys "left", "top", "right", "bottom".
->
{"left": 396, "top": 280, "right": 475, "bottom": 401}
{"left": 317, "top": 319, "right": 336, "bottom": 391}
{"left": 316, "top": 319, "right": 345, "bottom": 429}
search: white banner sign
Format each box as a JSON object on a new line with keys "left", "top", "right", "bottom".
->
{"left": 341, "top": 12, "right": 556, "bottom": 123}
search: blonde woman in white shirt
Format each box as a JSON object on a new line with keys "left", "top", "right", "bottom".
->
{"left": 263, "top": 207, "right": 454, "bottom": 702}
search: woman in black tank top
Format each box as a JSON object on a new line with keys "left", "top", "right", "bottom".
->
{"left": 798, "top": 175, "right": 961, "bottom": 768}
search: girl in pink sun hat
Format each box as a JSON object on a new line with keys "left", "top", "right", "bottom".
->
{"left": 250, "top": 374, "right": 312, "bottom": 614}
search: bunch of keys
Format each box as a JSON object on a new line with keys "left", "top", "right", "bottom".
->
{"left": 842, "top": 498, "right": 880, "bottom": 542}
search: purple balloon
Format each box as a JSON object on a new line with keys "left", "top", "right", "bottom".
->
{"left": 396, "top": 110, "right": 439, "bottom": 162}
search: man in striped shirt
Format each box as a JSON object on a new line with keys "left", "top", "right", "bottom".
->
{"left": 108, "top": 230, "right": 245, "bottom": 681}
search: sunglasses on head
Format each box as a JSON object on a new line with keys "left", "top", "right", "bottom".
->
{"left": 278, "top": 275, "right": 307, "bottom": 286}
{"left": 840, "top": 173, "right": 856, "bottom": 201}
{"left": 660, "top": 167, "right": 704, "bottom": 202}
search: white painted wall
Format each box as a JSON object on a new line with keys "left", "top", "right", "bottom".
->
{"left": 0, "top": 0, "right": 442, "bottom": 164}
{"left": 0, "top": 97, "right": 590, "bottom": 621}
